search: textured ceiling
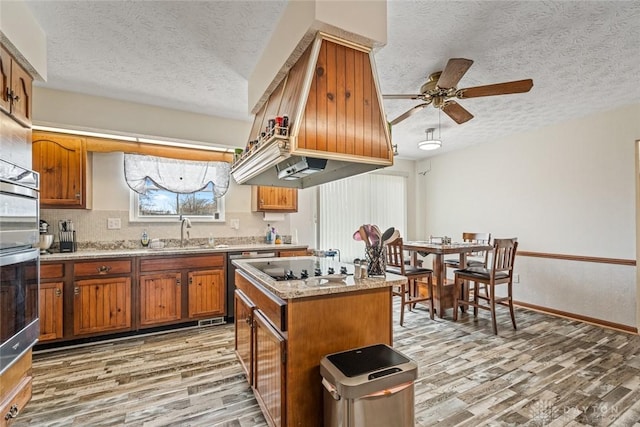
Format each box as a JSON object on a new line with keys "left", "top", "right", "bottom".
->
{"left": 24, "top": 1, "right": 640, "bottom": 159}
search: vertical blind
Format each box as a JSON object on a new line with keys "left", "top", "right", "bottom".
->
{"left": 319, "top": 173, "right": 407, "bottom": 262}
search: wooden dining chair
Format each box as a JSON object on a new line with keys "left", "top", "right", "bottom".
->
{"left": 385, "top": 236, "right": 434, "bottom": 326}
{"left": 444, "top": 232, "right": 492, "bottom": 271}
{"left": 452, "top": 238, "right": 518, "bottom": 334}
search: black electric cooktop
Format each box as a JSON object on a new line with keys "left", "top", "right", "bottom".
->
{"left": 251, "top": 258, "right": 354, "bottom": 281}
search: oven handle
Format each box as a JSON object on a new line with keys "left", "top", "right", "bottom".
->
{"left": 0, "top": 248, "right": 39, "bottom": 267}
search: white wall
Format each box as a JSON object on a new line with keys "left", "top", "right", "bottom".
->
{"left": 417, "top": 104, "right": 640, "bottom": 328}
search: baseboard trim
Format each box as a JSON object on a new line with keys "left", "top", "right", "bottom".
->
{"left": 515, "top": 301, "right": 638, "bottom": 335}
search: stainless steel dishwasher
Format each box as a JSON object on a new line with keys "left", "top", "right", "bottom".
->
{"left": 226, "top": 250, "right": 277, "bottom": 321}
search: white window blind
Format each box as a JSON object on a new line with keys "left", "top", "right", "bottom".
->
{"left": 319, "top": 173, "right": 407, "bottom": 262}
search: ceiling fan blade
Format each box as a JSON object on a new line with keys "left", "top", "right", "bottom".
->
{"left": 436, "top": 58, "right": 474, "bottom": 89}
{"left": 383, "top": 94, "right": 423, "bottom": 100}
{"left": 389, "top": 102, "right": 431, "bottom": 126}
{"left": 457, "top": 79, "right": 533, "bottom": 98}
{"left": 442, "top": 101, "right": 474, "bottom": 124}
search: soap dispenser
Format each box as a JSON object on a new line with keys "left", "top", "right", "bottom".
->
{"left": 141, "top": 230, "right": 150, "bottom": 247}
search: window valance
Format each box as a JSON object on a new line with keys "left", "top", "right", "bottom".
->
{"left": 124, "top": 154, "right": 230, "bottom": 197}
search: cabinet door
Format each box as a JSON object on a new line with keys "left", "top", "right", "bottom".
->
{"left": 73, "top": 277, "right": 131, "bottom": 336}
{"left": 32, "top": 132, "right": 86, "bottom": 208}
{"left": 188, "top": 269, "right": 224, "bottom": 318}
{"left": 253, "top": 309, "right": 286, "bottom": 427}
{"left": 9, "top": 60, "right": 32, "bottom": 127}
{"left": 234, "top": 289, "right": 255, "bottom": 385}
{"left": 139, "top": 272, "right": 182, "bottom": 326}
{"left": 39, "top": 282, "right": 64, "bottom": 342}
{"left": 254, "top": 186, "right": 298, "bottom": 212}
{"left": 0, "top": 46, "right": 10, "bottom": 115}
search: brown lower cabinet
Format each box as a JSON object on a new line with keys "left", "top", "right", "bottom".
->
{"left": 234, "top": 270, "right": 392, "bottom": 427}
{"left": 72, "top": 259, "right": 133, "bottom": 336}
{"left": 0, "top": 350, "right": 32, "bottom": 427}
{"left": 38, "top": 252, "right": 226, "bottom": 344}
{"left": 38, "top": 282, "right": 64, "bottom": 341}
{"left": 73, "top": 276, "right": 132, "bottom": 335}
{"left": 139, "top": 272, "right": 182, "bottom": 326}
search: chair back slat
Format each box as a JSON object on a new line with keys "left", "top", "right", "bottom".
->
{"left": 491, "top": 238, "right": 518, "bottom": 276}
{"left": 385, "top": 237, "right": 405, "bottom": 274}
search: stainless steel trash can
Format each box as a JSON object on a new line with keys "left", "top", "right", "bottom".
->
{"left": 320, "top": 344, "right": 418, "bottom": 427}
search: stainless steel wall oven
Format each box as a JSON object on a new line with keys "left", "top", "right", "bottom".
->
{"left": 0, "top": 158, "right": 39, "bottom": 375}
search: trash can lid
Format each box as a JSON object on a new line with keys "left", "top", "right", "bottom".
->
{"left": 326, "top": 344, "right": 410, "bottom": 378}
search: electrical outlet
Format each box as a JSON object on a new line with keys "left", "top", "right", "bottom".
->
{"left": 107, "top": 218, "right": 121, "bottom": 229}
{"left": 513, "top": 274, "right": 520, "bottom": 283}
{"left": 230, "top": 219, "right": 240, "bottom": 230}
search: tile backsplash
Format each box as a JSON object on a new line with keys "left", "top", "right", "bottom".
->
{"left": 41, "top": 209, "right": 292, "bottom": 250}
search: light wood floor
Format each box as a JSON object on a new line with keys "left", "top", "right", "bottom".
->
{"left": 13, "top": 302, "right": 640, "bottom": 426}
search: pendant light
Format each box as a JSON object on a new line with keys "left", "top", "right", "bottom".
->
{"left": 417, "top": 109, "right": 442, "bottom": 151}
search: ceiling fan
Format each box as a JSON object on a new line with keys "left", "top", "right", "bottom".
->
{"left": 384, "top": 58, "right": 533, "bottom": 126}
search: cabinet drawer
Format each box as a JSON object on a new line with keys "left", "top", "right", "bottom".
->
{"left": 40, "top": 263, "right": 65, "bottom": 279}
{"left": 235, "top": 271, "right": 287, "bottom": 331}
{"left": 74, "top": 259, "right": 132, "bottom": 277}
{"left": 0, "top": 377, "right": 32, "bottom": 427}
{"left": 140, "top": 254, "right": 224, "bottom": 272}
{"left": 278, "top": 249, "right": 308, "bottom": 257}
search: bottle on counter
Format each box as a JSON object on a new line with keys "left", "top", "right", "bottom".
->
{"left": 265, "top": 224, "right": 272, "bottom": 244}
{"left": 208, "top": 234, "right": 215, "bottom": 247}
{"left": 141, "top": 230, "right": 149, "bottom": 247}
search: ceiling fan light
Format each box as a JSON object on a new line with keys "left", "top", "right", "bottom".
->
{"left": 418, "top": 139, "right": 442, "bottom": 150}
{"left": 417, "top": 127, "right": 441, "bottom": 151}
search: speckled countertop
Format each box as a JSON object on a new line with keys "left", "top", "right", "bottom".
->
{"left": 39, "top": 243, "right": 309, "bottom": 261}
{"left": 232, "top": 256, "right": 406, "bottom": 300}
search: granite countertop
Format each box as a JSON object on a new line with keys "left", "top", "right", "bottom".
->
{"left": 40, "top": 243, "right": 309, "bottom": 261}
{"left": 232, "top": 256, "right": 406, "bottom": 299}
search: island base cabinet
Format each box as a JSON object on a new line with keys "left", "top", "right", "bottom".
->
{"left": 234, "top": 290, "right": 255, "bottom": 385}
{"left": 73, "top": 277, "right": 132, "bottom": 336}
{"left": 253, "top": 309, "right": 286, "bottom": 427}
{"left": 234, "top": 270, "right": 392, "bottom": 427}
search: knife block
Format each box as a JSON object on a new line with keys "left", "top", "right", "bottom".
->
{"left": 59, "top": 231, "right": 77, "bottom": 253}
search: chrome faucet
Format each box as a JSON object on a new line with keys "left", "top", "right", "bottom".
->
{"left": 180, "top": 215, "right": 192, "bottom": 247}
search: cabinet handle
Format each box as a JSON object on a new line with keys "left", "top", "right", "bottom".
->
{"left": 5, "top": 404, "right": 19, "bottom": 420}
{"left": 96, "top": 265, "right": 111, "bottom": 274}
{"left": 189, "top": 277, "right": 193, "bottom": 285}
{"left": 176, "top": 278, "right": 181, "bottom": 286}
{"left": 75, "top": 192, "right": 81, "bottom": 199}
{"left": 245, "top": 317, "right": 251, "bottom": 325}
{"left": 74, "top": 286, "right": 80, "bottom": 296}
{"left": 55, "top": 288, "right": 62, "bottom": 297}
{"left": 12, "top": 94, "right": 19, "bottom": 103}
{"left": 5, "top": 88, "right": 12, "bottom": 101}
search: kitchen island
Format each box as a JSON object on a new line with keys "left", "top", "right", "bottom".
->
{"left": 232, "top": 256, "right": 406, "bottom": 427}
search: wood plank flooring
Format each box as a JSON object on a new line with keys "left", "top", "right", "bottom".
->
{"left": 13, "top": 302, "right": 640, "bottom": 426}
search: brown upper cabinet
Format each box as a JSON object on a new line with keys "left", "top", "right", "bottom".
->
{"left": 0, "top": 44, "right": 33, "bottom": 127}
{"left": 32, "top": 131, "right": 92, "bottom": 209}
{"left": 252, "top": 186, "right": 298, "bottom": 212}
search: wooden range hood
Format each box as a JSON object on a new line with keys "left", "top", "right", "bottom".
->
{"left": 231, "top": 33, "right": 393, "bottom": 188}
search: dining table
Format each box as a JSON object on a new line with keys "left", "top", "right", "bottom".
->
{"left": 403, "top": 240, "right": 493, "bottom": 318}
